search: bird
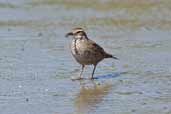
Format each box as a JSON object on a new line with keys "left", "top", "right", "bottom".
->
{"left": 65, "top": 28, "right": 118, "bottom": 80}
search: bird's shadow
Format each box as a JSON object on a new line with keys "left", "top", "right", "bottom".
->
{"left": 71, "top": 72, "right": 125, "bottom": 81}
{"left": 93, "top": 72, "right": 121, "bottom": 79}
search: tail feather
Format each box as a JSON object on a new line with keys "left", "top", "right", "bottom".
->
{"left": 105, "top": 53, "right": 119, "bottom": 60}
{"left": 112, "top": 55, "right": 119, "bottom": 60}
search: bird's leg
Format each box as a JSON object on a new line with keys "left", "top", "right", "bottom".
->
{"left": 79, "top": 65, "right": 85, "bottom": 79}
{"left": 91, "top": 64, "right": 97, "bottom": 79}
{"left": 71, "top": 65, "right": 85, "bottom": 81}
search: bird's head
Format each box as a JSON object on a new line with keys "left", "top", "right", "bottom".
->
{"left": 65, "top": 28, "right": 88, "bottom": 39}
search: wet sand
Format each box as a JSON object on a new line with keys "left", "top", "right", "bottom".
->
{"left": 0, "top": 0, "right": 171, "bottom": 114}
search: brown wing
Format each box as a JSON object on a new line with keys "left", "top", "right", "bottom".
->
{"left": 87, "top": 39, "right": 106, "bottom": 56}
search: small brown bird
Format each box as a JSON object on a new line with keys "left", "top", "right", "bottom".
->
{"left": 66, "top": 28, "right": 118, "bottom": 79}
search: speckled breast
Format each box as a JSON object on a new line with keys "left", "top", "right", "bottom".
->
{"left": 71, "top": 39, "right": 102, "bottom": 65}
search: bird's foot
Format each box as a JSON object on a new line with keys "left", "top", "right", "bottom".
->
{"left": 90, "top": 77, "right": 98, "bottom": 80}
{"left": 71, "top": 76, "right": 84, "bottom": 81}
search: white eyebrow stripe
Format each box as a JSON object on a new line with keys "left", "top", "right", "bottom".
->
{"left": 73, "top": 30, "right": 84, "bottom": 34}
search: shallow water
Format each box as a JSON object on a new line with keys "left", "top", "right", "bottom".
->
{"left": 0, "top": 0, "right": 171, "bottom": 114}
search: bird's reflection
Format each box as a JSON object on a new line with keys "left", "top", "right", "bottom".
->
{"left": 74, "top": 80, "right": 112, "bottom": 114}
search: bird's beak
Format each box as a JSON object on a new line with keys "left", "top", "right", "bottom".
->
{"left": 65, "top": 32, "right": 73, "bottom": 37}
